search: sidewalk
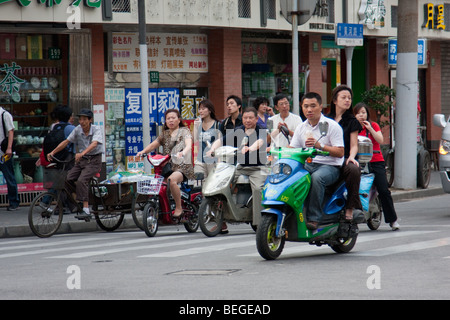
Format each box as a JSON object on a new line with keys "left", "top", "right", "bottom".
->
{"left": 0, "top": 171, "right": 445, "bottom": 238}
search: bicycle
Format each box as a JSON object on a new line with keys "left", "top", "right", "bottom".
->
{"left": 28, "top": 156, "right": 126, "bottom": 237}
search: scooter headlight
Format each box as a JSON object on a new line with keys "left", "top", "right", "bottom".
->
{"left": 440, "top": 139, "right": 450, "bottom": 155}
{"left": 269, "top": 163, "right": 292, "bottom": 184}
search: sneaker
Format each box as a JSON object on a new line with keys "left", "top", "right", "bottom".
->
{"left": 7, "top": 206, "right": 18, "bottom": 211}
{"left": 390, "top": 221, "right": 400, "bottom": 231}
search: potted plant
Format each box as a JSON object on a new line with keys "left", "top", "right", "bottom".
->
{"left": 360, "top": 84, "right": 396, "bottom": 128}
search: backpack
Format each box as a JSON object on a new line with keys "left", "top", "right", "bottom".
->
{"left": 43, "top": 123, "right": 70, "bottom": 162}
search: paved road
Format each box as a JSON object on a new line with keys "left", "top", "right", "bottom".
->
{"left": 1, "top": 193, "right": 450, "bottom": 301}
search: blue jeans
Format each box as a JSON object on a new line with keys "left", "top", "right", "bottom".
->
{"left": 0, "top": 158, "right": 19, "bottom": 208}
{"left": 304, "top": 162, "right": 341, "bottom": 223}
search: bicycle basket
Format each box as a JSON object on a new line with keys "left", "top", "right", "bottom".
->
{"left": 43, "top": 167, "right": 67, "bottom": 189}
{"left": 137, "top": 175, "right": 164, "bottom": 195}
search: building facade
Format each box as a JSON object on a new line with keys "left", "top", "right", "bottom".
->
{"left": 0, "top": 0, "right": 449, "bottom": 201}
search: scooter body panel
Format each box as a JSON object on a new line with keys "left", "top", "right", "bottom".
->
{"left": 202, "top": 161, "right": 253, "bottom": 222}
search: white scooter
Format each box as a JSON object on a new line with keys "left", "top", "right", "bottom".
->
{"left": 198, "top": 138, "right": 255, "bottom": 237}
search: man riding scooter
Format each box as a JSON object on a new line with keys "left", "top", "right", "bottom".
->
{"left": 208, "top": 107, "right": 268, "bottom": 228}
{"left": 289, "top": 92, "right": 345, "bottom": 230}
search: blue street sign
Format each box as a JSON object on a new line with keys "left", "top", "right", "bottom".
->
{"left": 336, "top": 23, "right": 364, "bottom": 46}
{"left": 124, "top": 88, "right": 180, "bottom": 125}
{"left": 388, "top": 39, "right": 426, "bottom": 66}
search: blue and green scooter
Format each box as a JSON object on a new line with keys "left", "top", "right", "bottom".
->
{"left": 256, "top": 124, "right": 362, "bottom": 260}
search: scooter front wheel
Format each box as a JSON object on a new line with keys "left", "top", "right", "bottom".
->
{"left": 198, "top": 198, "right": 224, "bottom": 237}
{"left": 256, "top": 214, "right": 285, "bottom": 260}
{"left": 142, "top": 201, "right": 159, "bottom": 237}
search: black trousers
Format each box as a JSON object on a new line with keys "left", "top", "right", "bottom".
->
{"left": 368, "top": 161, "right": 398, "bottom": 223}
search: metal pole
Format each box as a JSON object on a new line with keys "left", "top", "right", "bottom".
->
{"left": 138, "top": 0, "right": 151, "bottom": 173}
{"left": 395, "top": 0, "right": 418, "bottom": 189}
{"left": 292, "top": 0, "right": 299, "bottom": 115}
{"left": 345, "top": 46, "right": 354, "bottom": 88}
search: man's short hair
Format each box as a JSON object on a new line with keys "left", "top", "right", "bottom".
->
{"left": 273, "top": 93, "right": 288, "bottom": 106}
{"left": 301, "top": 92, "right": 322, "bottom": 105}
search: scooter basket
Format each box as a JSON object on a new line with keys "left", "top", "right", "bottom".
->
{"left": 137, "top": 175, "right": 164, "bottom": 195}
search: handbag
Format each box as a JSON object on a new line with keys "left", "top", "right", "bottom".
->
{"left": 1, "top": 111, "right": 16, "bottom": 154}
{"left": 161, "top": 160, "right": 173, "bottom": 177}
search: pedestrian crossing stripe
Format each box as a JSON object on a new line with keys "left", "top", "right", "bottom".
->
{"left": 0, "top": 230, "right": 448, "bottom": 260}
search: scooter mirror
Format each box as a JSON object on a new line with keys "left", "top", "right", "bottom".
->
{"left": 241, "top": 136, "right": 249, "bottom": 146}
{"left": 318, "top": 122, "right": 329, "bottom": 136}
{"left": 280, "top": 125, "right": 290, "bottom": 141}
{"left": 433, "top": 114, "right": 447, "bottom": 128}
{"left": 267, "top": 118, "right": 273, "bottom": 131}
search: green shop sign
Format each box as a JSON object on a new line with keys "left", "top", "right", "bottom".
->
{"left": 0, "top": 0, "right": 102, "bottom": 8}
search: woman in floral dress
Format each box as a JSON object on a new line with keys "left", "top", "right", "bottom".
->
{"left": 137, "top": 109, "right": 194, "bottom": 218}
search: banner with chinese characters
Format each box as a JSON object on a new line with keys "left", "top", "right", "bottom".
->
{"left": 124, "top": 87, "right": 180, "bottom": 126}
{"left": 112, "top": 32, "right": 208, "bottom": 73}
{"left": 358, "top": 0, "right": 386, "bottom": 30}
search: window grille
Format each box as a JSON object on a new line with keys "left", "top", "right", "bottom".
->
{"left": 112, "top": 0, "right": 131, "bottom": 13}
{"left": 238, "top": 0, "right": 251, "bottom": 18}
{"left": 265, "top": 0, "right": 276, "bottom": 20}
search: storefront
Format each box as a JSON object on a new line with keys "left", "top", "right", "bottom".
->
{"left": 0, "top": 30, "right": 70, "bottom": 202}
{"left": 104, "top": 28, "right": 210, "bottom": 174}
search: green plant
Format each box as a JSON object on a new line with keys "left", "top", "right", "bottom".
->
{"left": 361, "top": 84, "right": 396, "bottom": 128}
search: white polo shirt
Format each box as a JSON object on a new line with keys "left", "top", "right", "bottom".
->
{"left": 269, "top": 112, "right": 303, "bottom": 148}
{"left": 290, "top": 114, "right": 344, "bottom": 166}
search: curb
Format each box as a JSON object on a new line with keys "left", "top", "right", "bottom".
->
{"left": 0, "top": 216, "right": 138, "bottom": 238}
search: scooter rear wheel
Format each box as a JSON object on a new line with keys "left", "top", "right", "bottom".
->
{"left": 256, "top": 214, "right": 285, "bottom": 260}
{"left": 330, "top": 232, "right": 358, "bottom": 253}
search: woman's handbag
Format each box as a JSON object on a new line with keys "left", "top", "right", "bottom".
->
{"left": 161, "top": 160, "right": 173, "bottom": 177}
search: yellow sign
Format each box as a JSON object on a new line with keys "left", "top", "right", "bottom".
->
{"left": 423, "top": 3, "right": 446, "bottom": 30}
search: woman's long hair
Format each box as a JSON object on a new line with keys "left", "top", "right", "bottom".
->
{"left": 163, "top": 109, "right": 186, "bottom": 130}
{"left": 327, "top": 84, "right": 354, "bottom": 119}
{"left": 198, "top": 99, "right": 218, "bottom": 121}
{"left": 353, "top": 102, "right": 371, "bottom": 122}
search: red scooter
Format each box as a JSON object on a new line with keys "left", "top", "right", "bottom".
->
{"left": 138, "top": 153, "right": 202, "bottom": 237}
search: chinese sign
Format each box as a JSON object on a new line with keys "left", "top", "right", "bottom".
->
{"left": 422, "top": 3, "right": 446, "bottom": 30}
{"left": 336, "top": 23, "right": 364, "bottom": 47}
{"left": 112, "top": 32, "right": 208, "bottom": 73}
{"left": 0, "top": 62, "right": 25, "bottom": 96}
{"left": 358, "top": 0, "right": 386, "bottom": 30}
{"left": 242, "top": 44, "right": 268, "bottom": 64}
{"left": 93, "top": 104, "right": 106, "bottom": 161}
{"left": 124, "top": 88, "right": 180, "bottom": 126}
{"left": 0, "top": 0, "right": 102, "bottom": 8}
{"left": 388, "top": 39, "right": 427, "bottom": 66}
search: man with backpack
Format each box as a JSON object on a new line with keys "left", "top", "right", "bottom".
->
{"left": 41, "top": 105, "right": 76, "bottom": 167}
{"left": 47, "top": 108, "right": 103, "bottom": 219}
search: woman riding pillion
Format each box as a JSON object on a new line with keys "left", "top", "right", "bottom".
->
{"left": 137, "top": 109, "right": 194, "bottom": 219}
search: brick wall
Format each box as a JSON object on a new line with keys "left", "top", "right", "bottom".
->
{"left": 89, "top": 24, "right": 105, "bottom": 107}
{"left": 303, "top": 34, "right": 323, "bottom": 95}
{"left": 208, "top": 29, "right": 242, "bottom": 120}
{"left": 427, "top": 40, "right": 442, "bottom": 148}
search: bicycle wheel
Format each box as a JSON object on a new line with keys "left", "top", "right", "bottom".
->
{"left": 94, "top": 209, "right": 125, "bottom": 232}
{"left": 385, "top": 150, "right": 394, "bottom": 187}
{"left": 131, "top": 194, "right": 147, "bottom": 231}
{"left": 28, "top": 191, "right": 63, "bottom": 238}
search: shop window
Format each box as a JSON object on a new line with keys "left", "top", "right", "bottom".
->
{"left": 0, "top": 33, "right": 67, "bottom": 191}
{"left": 263, "top": 0, "right": 276, "bottom": 20}
{"left": 391, "top": 6, "right": 397, "bottom": 28}
{"left": 112, "top": 0, "right": 131, "bottom": 13}
{"left": 239, "top": 0, "right": 251, "bottom": 18}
